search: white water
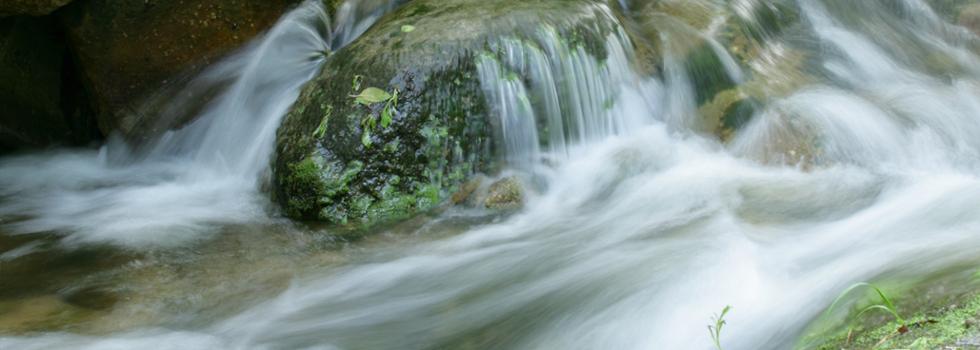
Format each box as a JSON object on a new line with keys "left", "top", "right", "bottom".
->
{"left": 477, "top": 23, "right": 659, "bottom": 167}
{"left": 3, "top": 0, "right": 980, "bottom": 349}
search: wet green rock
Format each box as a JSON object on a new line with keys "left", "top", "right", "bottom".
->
{"left": 58, "top": 0, "right": 300, "bottom": 139}
{"left": 801, "top": 273, "right": 980, "bottom": 350}
{"left": 0, "top": 0, "right": 73, "bottom": 17}
{"left": 809, "top": 291, "right": 980, "bottom": 349}
{"left": 684, "top": 43, "right": 738, "bottom": 107}
{"left": 275, "top": 0, "right": 616, "bottom": 226}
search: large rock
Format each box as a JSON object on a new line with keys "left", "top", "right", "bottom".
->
{"left": 274, "top": 0, "right": 617, "bottom": 225}
{"left": 0, "top": 16, "right": 96, "bottom": 151}
{"left": 0, "top": 0, "right": 73, "bottom": 17}
{"left": 58, "top": 0, "right": 300, "bottom": 138}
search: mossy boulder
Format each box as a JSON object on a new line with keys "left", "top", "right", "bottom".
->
{"left": 0, "top": 0, "right": 73, "bottom": 17}
{"left": 58, "top": 0, "right": 301, "bottom": 139}
{"left": 274, "top": 0, "right": 617, "bottom": 226}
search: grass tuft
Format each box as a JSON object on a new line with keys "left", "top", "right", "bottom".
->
{"left": 708, "top": 305, "right": 732, "bottom": 350}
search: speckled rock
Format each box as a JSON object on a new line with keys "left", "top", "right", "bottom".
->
{"left": 484, "top": 177, "right": 524, "bottom": 210}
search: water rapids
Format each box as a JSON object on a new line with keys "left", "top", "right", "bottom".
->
{"left": 2, "top": 0, "right": 980, "bottom": 349}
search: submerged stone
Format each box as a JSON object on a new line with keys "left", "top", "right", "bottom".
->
{"left": 274, "top": 0, "right": 619, "bottom": 226}
{"left": 60, "top": 285, "right": 118, "bottom": 311}
{"left": 960, "top": 3, "right": 980, "bottom": 36}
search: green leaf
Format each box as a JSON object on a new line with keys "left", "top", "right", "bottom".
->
{"left": 353, "top": 87, "right": 392, "bottom": 105}
{"left": 312, "top": 106, "right": 332, "bottom": 138}
{"left": 361, "top": 129, "right": 373, "bottom": 148}
{"left": 313, "top": 118, "right": 328, "bottom": 138}
{"left": 401, "top": 25, "right": 416, "bottom": 33}
{"left": 381, "top": 104, "right": 393, "bottom": 129}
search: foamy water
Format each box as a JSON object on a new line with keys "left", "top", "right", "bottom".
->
{"left": 2, "top": 0, "right": 980, "bottom": 349}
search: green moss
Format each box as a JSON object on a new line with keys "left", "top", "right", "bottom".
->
{"left": 348, "top": 194, "right": 374, "bottom": 219}
{"left": 558, "top": 24, "right": 611, "bottom": 61}
{"left": 322, "top": 160, "right": 363, "bottom": 197}
{"left": 415, "top": 183, "right": 442, "bottom": 209}
{"left": 802, "top": 275, "right": 980, "bottom": 350}
{"left": 809, "top": 293, "right": 980, "bottom": 349}
{"left": 283, "top": 156, "right": 325, "bottom": 218}
{"left": 366, "top": 190, "right": 416, "bottom": 223}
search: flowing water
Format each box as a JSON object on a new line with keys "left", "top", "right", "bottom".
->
{"left": 2, "top": 0, "right": 980, "bottom": 349}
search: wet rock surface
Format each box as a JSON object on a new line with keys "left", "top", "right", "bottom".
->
{"left": 0, "top": 15, "right": 97, "bottom": 151}
{"left": 59, "top": 0, "right": 301, "bottom": 139}
{"left": 484, "top": 177, "right": 524, "bottom": 210}
{"left": 0, "top": 0, "right": 73, "bottom": 17}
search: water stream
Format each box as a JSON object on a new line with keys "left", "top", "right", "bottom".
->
{"left": 3, "top": 0, "right": 980, "bottom": 349}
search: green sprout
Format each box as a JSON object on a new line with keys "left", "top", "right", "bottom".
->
{"left": 708, "top": 305, "right": 732, "bottom": 350}
{"left": 825, "top": 282, "right": 907, "bottom": 334}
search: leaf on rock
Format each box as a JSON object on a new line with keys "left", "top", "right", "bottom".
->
{"left": 361, "top": 129, "right": 373, "bottom": 147}
{"left": 354, "top": 87, "right": 391, "bottom": 105}
{"left": 381, "top": 105, "right": 394, "bottom": 129}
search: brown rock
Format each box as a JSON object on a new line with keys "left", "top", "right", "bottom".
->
{"left": 0, "top": 0, "right": 73, "bottom": 17}
{"left": 484, "top": 177, "right": 525, "bottom": 210}
{"left": 451, "top": 177, "right": 483, "bottom": 205}
{"left": 58, "top": 0, "right": 300, "bottom": 138}
{"left": 0, "top": 16, "right": 97, "bottom": 151}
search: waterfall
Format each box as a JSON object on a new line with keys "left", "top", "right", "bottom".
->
{"left": 145, "top": 1, "right": 332, "bottom": 178}
{"left": 476, "top": 24, "right": 659, "bottom": 168}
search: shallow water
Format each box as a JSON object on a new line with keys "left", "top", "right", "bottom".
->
{"left": 3, "top": 0, "right": 980, "bottom": 349}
